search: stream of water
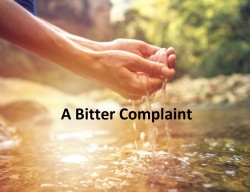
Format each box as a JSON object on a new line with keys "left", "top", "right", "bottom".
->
{"left": 0, "top": 74, "right": 249, "bottom": 191}
{"left": 130, "top": 75, "right": 173, "bottom": 173}
{"left": 0, "top": 106, "right": 249, "bottom": 191}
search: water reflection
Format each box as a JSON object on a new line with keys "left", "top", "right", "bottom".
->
{"left": 60, "top": 155, "right": 88, "bottom": 164}
{"left": 0, "top": 107, "right": 249, "bottom": 191}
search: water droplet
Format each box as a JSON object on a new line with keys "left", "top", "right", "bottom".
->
{"left": 203, "top": 183, "right": 213, "bottom": 188}
{"left": 40, "top": 183, "right": 56, "bottom": 188}
{"left": 225, "top": 170, "right": 235, "bottom": 176}
{"left": 60, "top": 155, "right": 88, "bottom": 164}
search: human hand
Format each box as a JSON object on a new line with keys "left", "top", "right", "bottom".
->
{"left": 85, "top": 50, "right": 174, "bottom": 100}
{"left": 105, "top": 39, "right": 176, "bottom": 79}
{"left": 106, "top": 38, "right": 160, "bottom": 58}
{"left": 148, "top": 47, "right": 176, "bottom": 80}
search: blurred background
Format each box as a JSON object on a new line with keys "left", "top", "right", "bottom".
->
{"left": 0, "top": 2, "right": 250, "bottom": 191}
{"left": 0, "top": 0, "right": 249, "bottom": 107}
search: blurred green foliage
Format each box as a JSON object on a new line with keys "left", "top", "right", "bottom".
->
{"left": 115, "top": 0, "right": 250, "bottom": 77}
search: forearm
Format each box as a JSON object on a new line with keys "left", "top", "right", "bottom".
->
{"left": 37, "top": 18, "right": 109, "bottom": 51}
{"left": 0, "top": 0, "right": 97, "bottom": 75}
{"left": 0, "top": 0, "right": 176, "bottom": 100}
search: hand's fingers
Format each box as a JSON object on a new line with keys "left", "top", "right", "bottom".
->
{"left": 148, "top": 54, "right": 157, "bottom": 62}
{"left": 168, "top": 68, "right": 176, "bottom": 80}
{"left": 155, "top": 48, "right": 166, "bottom": 56}
{"left": 102, "top": 79, "right": 142, "bottom": 100}
{"left": 130, "top": 57, "right": 173, "bottom": 79}
{"left": 129, "top": 73, "right": 173, "bottom": 100}
{"left": 147, "top": 77, "right": 163, "bottom": 94}
{"left": 155, "top": 47, "right": 175, "bottom": 57}
{"left": 143, "top": 43, "right": 161, "bottom": 57}
{"left": 118, "top": 74, "right": 162, "bottom": 100}
{"left": 136, "top": 74, "right": 162, "bottom": 94}
{"left": 159, "top": 51, "right": 168, "bottom": 65}
{"left": 155, "top": 49, "right": 169, "bottom": 67}
{"left": 146, "top": 47, "right": 176, "bottom": 72}
{"left": 168, "top": 54, "right": 176, "bottom": 69}
{"left": 166, "top": 47, "right": 175, "bottom": 56}
{"left": 165, "top": 47, "right": 176, "bottom": 69}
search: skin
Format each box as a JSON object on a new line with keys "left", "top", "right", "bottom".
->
{"left": 0, "top": 0, "right": 176, "bottom": 100}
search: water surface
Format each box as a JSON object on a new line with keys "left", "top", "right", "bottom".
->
{"left": 0, "top": 107, "right": 249, "bottom": 192}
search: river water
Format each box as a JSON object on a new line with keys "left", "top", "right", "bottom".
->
{"left": 0, "top": 107, "right": 250, "bottom": 192}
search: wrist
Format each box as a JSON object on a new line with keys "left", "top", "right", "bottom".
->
{"left": 70, "top": 47, "right": 102, "bottom": 79}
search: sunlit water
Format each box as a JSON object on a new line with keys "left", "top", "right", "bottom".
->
{"left": 0, "top": 106, "right": 249, "bottom": 192}
{"left": 0, "top": 75, "right": 249, "bottom": 191}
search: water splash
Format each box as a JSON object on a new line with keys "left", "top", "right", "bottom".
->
{"left": 161, "top": 79, "right": 173, "bottom": 167}
{"left": 131, "top": 101, "right": 138, "bottom": 153}
{"left": 131, "top": 73, "right": 173, "bottom": 171}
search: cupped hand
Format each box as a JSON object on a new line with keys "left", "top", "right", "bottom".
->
{"left": 91, "top": 50, "right": 174, "bottom": 100}
{"left": 107, "top": 38, "right": 160, "bottom": 58}
{"left": 106, "top": 38, "right": 176, "bottom": 79}
{"left": 148, "top": 47, "right": 176, "bottom": 80}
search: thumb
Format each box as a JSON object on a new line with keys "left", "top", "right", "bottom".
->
{"left": 147, "top": 77, "right": 164, "bottom": 94}
{"left": 142, "top": 43, "right": 161, "bottom": 57}
{"left": 131, "top": 57, "right": 173, "bottom": 79}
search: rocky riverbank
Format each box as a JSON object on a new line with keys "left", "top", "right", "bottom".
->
{"left": 156, "top": 74, "right": 250, "bottom": 107}
{"left": 87, "top": 74, "right": 250, "bottom": 108}
{"left": 0, "top": 74, "right": 249, "bottom": 118}
{"left": 0, "top": 74, "right": 249, "bottom": 148}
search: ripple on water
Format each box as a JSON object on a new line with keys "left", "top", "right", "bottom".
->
{"left": 113, "top": 150, "right": 190, "bottom": 183}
